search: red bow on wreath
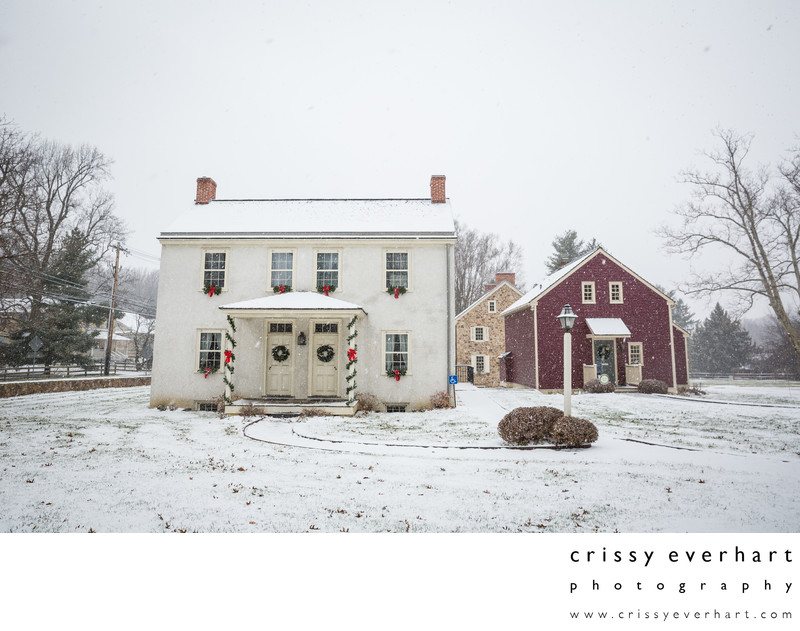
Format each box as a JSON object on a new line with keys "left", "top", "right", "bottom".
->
{"left": 394, "top": 369, "right": 400, "bottom": 381}
{"left": 204, "top": 366, "right": 212, "bottom": 379}
{"left": 347, "top": 348, "right": 357, "bottom": 362}
{"left": 224, "top": 350, "right": 233, "bottom": 364}
{"left": 393, "top": 287, "right": 400, "bottom": 299}
{"left": 279, "top": 285, "right": 286, "bottom": 294}
{"left": 207, "top": 286, "right": 216, "bottom": 297}
{"left": 323, "top": 285, "right": 331, "bottom": 296}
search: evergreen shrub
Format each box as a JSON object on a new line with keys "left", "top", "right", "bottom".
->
{"left": 637, "top": 379, "right": 669, "bottom": 394}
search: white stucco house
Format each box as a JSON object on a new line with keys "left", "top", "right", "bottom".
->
{"left": 150, "top": 175, "right": 456, "bottom": 415}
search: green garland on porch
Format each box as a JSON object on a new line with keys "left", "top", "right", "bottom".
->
{"left": 223, "top": 316, "right": 237, "bottom": 406}
{"left": 345, "top": 316, "right": 358, "bottom": 405}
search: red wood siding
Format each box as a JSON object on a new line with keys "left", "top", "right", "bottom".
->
{"left": 506, "top": 252, "right": 678, "bottom": 390}
{"left": 673, "top": 326, "right": 689, "bottom": 385}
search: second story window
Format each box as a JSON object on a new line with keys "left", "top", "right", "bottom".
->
{"left": 610, "top": 281, "right": 623, "bottom": 304}
{"left": 203, "top": 252, "right": 226, "bottom": 290}
{"left": 386, "top": 252, "right": 409, "bottom": 289}
{"left": 488, "top": 300, "right": 497, "bottom": 313}
{"left": 271, "top": 252, "right": 293, "bottom": 289}
{"left": 471, "top": 326, "right": 488, "bottom": 341}
{"left": 582, "top": 281, "right": 595, "bottom": 304}
{"left": 316, "top": 252, "right": 339, "bottom": 289}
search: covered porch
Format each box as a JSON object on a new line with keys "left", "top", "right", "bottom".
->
{"left": 219, "top": 291, "right": 367, "bottom": 416}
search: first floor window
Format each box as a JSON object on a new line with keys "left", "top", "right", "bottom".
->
{"left": 386, "top": 252, "right": 409, "bottom": 289}
{"left": 316, "top": 252, "right": 339, "bottom": 288}
{"left": 271, "top": 251, "right": 293, "bottom": 287}
{"left": 628, "top": 342, "right": 643, "bottom": 365}
{"left": 475, "top": 355, "right": 488, "bottom": 374}
{"left": 204, "top": 251, "right": 226, "bottom": 289}
{"left": 199, "top": 331, "right": 222, "bottom": 371}
{"left": 384, "top": 333, "right": 409, "bottom": 372}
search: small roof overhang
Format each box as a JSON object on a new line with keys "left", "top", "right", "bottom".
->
{"left": 219, "top": 291, "right": 367, "bottom": 319}
{"left": 585, "top": 318, "right": 631, "bottom": 337}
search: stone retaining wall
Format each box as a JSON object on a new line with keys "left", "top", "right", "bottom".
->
{"left": 0, "top": 376, "right": 151, "bottom": 398}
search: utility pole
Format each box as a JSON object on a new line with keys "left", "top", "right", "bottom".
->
{"left": 104, "top": 243, "right": 121, "bottom": 376}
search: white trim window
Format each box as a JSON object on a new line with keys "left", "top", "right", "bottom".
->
{"left": 197, "top": 330, "right": 223, "bottom": 372}
{"left": 385, "top": 251, "right": 409, "bottom": 289}
{"left": 384, "top": 332, "right": 409, "bottom": 373}
{"left": 270, "top": 251, "right": 294, "bottom": 289}
{"left": 487, "top": 300, "right": 497, "bottom": 313}
{"left": 609, "top": 281, "right": 624, "bottom": 304}
{"left": 628, "top": 342, "right": 643, "bottom": 365}
{"left": 316, "top": 251, "right": 339, "bottom": 290}
{"left": 582, "top": 281, "right": 596, "bottom": 304}
{"left": 470, "top": 326, "right": 488, "bottom": 342}
{"left": 474, "top": 354, "right": 489, "bottom": 374}
{"left": 203, "top": 251, "right": 227, "bottom": 290}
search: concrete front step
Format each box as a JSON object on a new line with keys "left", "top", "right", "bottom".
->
{"left": 226, "top": 397, "right": 357, "bottom": 417}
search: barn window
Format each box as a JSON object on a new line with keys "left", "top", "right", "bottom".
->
{"left": 628, "top": 343, "right": 643, "bottom": 365}
{"left": 610, "top": 281, "right": 623, "bottom": 304}
{"left": 582, "top": 281, "right": 596, "bottom": 304}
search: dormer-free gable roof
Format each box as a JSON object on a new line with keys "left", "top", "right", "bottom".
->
{"left": 502, "top": 247, "right": 674, "bottom": 316}
{"left": 159, "top": 198, "right": 456, "bottom": 240}
{"left": 455, "top": 280, "right": 524, "bottom": 321}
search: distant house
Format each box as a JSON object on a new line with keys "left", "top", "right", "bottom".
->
{"left": 455, "top": 272, "right": 523, "bottom": 386}
{"left": 150, "top": 176, "right": 456, "bottom": 414}
{"left": 501, "top": 248, "right": 690, "bottom": 393}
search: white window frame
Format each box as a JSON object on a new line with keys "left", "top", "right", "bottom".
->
{"left": 202, "top": 249, "right": 229, "bottom": 291}
{"left": 473, "top": 354, "right": 489, "bottom": 374}
{"left": 384, "top": 250, "right": 411, "bottom": 291}
{"left": 628, "top": 342, "right": 643, "bottom": 365}
{"left": 269, "top": 249, "right": 296, "bottom": 290}
{"left": 470, "top": 326, "right": 489, "bottom": 342}
{"left": 487, "top": 300, "right": 497, "bottom": 313}
{"left": 609, "top": 281, "right": 624, "bottom": 304}
{"left": 582, "top": 281, "right": 596, "bottom": 304}
{"left": 383, "top": 331, "right": 411, "bottom": 375}
{"left": 196, "top": 329, "right": 225, "bottom": 373}
{"left": 314, "top": 249, "right": 341, "bottom": 292}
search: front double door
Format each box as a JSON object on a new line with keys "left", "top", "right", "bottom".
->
{"left": 311, "top": 322, "right": 339, "bottom": 397}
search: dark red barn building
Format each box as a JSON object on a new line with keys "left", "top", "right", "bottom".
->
{"left": 501, "top": 248, "right": 690, "bottom": 392}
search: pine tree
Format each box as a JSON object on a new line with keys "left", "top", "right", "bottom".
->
{"left": 5, "top": 229, "right": 109, "bottom": 367}
{"left": 671, "top": 297, "right": 697, "bottom": 332}
{"left": 689, "top": 303, "right": 754, "bottom": 374}
{"left": 544, "top": 230, "right": 601, "bottom": 274}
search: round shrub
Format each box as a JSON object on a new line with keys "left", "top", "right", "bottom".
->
{"left": 498, "top": 406, "right": 564, "bottom": 445}
{"left": 584, "top": 378, "right": 616, "bottom": 393}
{"left": 551, "top": 416, "right": 599, "bottom": 447}
{"left": 637, "top": 379, "right": 669, "bottom": 394}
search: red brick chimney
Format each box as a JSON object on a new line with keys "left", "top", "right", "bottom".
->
{"left": 430, "top": 175, "right": 446, "bottom": 203}
{"left": 484, "top": 282, "right": 497, "bottom": 292}
{"left": 495, "top": 272, "right": 516, "bottom": 287}
{"left": 196, "top": 177, "right": 217, "bottom": 204}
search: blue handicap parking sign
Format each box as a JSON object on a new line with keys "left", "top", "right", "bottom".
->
{"left": 448, "top": 375, "right": 458, "bottom": 385}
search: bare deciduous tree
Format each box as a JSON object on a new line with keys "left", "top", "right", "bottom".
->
{"left": 455, "top": 220, "right": 525, "bottom": 313}
{"left": 659, "top": 129, "right": 800, "bottom": 362}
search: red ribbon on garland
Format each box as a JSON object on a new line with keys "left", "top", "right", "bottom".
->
{"left": 394, "top": 369, "right": 400, "bottom": 381}
{"left": 279, "top": 285, "right": 286, "bottom": 294}
{"left": 207, "top": 286, "right": 216, "bottom": 297}
{"left": 347, "top": 348, "right": 357, "bottom": 362}
{"left": 323, "top": 285, "right": 330, "bottom": 296}
{"left": 224, "top": 350, "right": 233, "bottom": 364}
{"left": 393, "top": 287, "right": 400, "bottom": 299}
{"left": 204, "top": 366, "right": 211, "bottom": 379}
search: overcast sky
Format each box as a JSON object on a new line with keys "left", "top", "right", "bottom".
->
{"left": 2, "top": 0, "right": 799, "bottom": 319}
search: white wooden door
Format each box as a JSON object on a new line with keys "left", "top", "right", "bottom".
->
{"left": 311, "top": 324, "right": 339, "bottom": 397}
{"left": 266, "top": 323, "right": 294, "bottom": 397}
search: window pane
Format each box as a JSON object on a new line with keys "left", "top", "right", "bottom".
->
{"left": 199, "top": 332, "right": 222, "bottom": 370}
{"left": 204, "top": 252, "right": 226, "bottom": 287}
{"left": 385, "top": 333, "right": 408, "bottom": 371}
{"left": 271, "top": 252, "right": 293, "bottom": 287}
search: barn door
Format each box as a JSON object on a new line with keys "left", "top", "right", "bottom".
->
{"left": 593, "top": 340, "right": 616, "bottom": 385}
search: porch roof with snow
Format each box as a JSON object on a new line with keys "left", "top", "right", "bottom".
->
{"left": 160, "top": 199, "right": 456, "bottom": 240}
{"left": 584, "top": 318, "right": 631, "bottom": 337}
{"left": 219, "top": 291, "right": 367, "bottom": 319}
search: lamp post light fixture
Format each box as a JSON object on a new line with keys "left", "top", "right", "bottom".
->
{"left": 556, "top": 304, "right": 578, "bottom": 416}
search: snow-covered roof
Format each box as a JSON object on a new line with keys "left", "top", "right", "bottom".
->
{"left": 502, "top": 250, "right": 596, "bottom": 315}
{"left": 160, "top": 199, "right": 456, "bottom": 240}
{"left": 585, "top": 318, "right": 631, "bottom": 337}
{"left": 219, "top": 291, "right": 366, "bottom": 315}
{"left": 455, "top": 280, "right": 523, "bottom": 321}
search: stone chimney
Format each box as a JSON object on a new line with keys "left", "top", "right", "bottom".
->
{"left": 196, "top": 177, "right": 217, "bottom": 204}
{"left": 430, "top": 175, "right": 446, "bottom": 203}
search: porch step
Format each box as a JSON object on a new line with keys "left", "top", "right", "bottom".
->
{"left": 226, "top": 397, "right": 356, "bottom": 417}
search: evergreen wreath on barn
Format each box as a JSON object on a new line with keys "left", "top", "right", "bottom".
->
{"left": 272, "top": 345, "right": 290, "bottom": 362}
{"left": 316, "top": 344, "right": 335, "bottom": 363}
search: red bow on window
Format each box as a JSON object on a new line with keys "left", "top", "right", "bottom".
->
{"left": 204, "top": 366, "right": 211, "bottom": 379}
{"left": 323, "top": 285, "right": 331, "bottom": 296}
{"left": 279, "top": 285, "right": 286, "bottom": 294}
{"left": 224, "top": 350, "right": 233, "bottom": 364}
{"left": 347, "top": 348, "right": 357, "bottom": 362}
{"left": 207, "top": 286, "right": 216, "bottom": 297}
{"left": 394, "top": 369, "right": 400, "bottom": 381}
{"left": 393, "top": 287, "right": 400, "bottom": 299}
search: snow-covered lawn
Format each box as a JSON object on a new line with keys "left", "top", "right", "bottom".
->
{"left": 0, "top": 383, "right": 797, "bottom": 532}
